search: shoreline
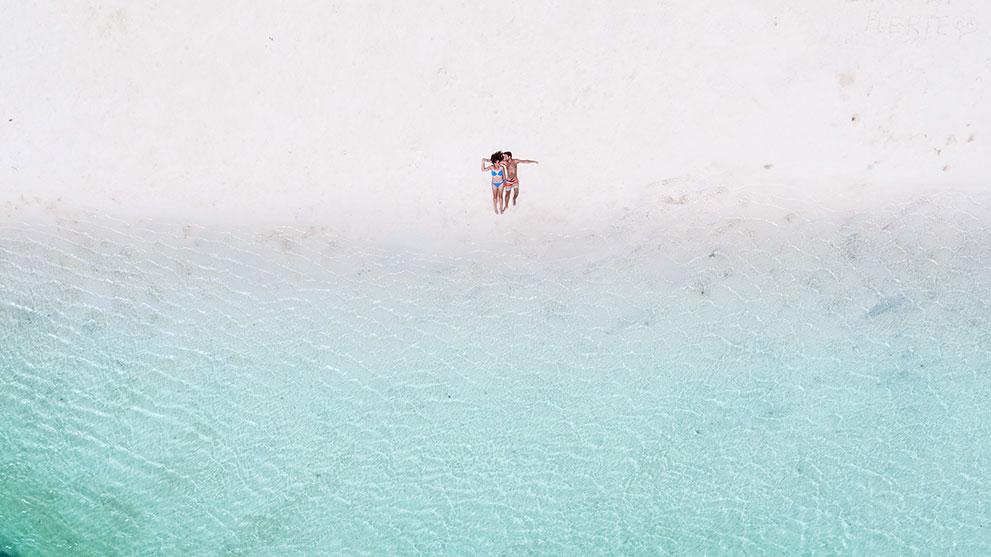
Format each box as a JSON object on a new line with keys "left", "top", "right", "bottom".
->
{"left": 3, "top": 173, "right": 986, "bottom": 246}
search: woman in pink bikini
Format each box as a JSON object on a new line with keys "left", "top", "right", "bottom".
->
{"left": 481, "top": 151, "right": 507, "bottom": 214}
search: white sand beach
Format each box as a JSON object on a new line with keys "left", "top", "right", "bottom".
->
{"left": 3, "top": 1, "right": 987, "bottom": 237}
{"left": 2, "top": 1, "right": 990, "bottom": 554}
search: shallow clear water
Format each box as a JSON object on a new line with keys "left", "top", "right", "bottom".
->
{"left": 2, "top": 192, "right": 990, "bottom": 555}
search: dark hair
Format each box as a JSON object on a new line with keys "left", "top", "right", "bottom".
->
{"left": 503, "top": 151, "right": 512, "bottom": 158}
{"left": 490, "top": 151, "right": 503, "bottom": 164}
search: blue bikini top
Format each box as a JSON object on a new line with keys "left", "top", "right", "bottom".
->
{"left": 491, "top": 168, "right": 504, "bottom": 177}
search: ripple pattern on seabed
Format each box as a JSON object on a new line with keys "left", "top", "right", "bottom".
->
{"left": 1, "top": 191, "right": 990, "bottom": 555}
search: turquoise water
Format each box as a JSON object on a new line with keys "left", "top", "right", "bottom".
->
{"left": 2, "top": 192, "right": 990, "bottom": 555}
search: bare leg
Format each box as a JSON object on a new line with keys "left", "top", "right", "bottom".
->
{"left": 512, "top": 185, "right": 519, "bottom": 206}
{"left": 491, "top": 187, "right": 500, "bottom": 214}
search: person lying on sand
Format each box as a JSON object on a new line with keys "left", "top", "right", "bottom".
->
{"left": 481, "top": 151, "right": 507, "bottom": 215}
{"left": 500, "top": 151, "right": 538, "bottom": 211}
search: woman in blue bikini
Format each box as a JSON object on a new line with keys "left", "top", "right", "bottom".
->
{"left": 481, "top": 151, "right": 507, "bottom": 214}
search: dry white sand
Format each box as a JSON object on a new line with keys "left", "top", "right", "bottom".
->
{"left": 2, "top": 1, "right": 987, "bottom": 249}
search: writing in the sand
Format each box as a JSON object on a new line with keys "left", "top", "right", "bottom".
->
{"left": 863, "top": 10, "right": 980, "bottom": 40}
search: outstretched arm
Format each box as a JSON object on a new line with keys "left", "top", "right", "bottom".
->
{"left": 517, "top": 159, "right": 538, "bottom": 164}
{"left": 482, "top": 158, "right": 490, "bottom": 171}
